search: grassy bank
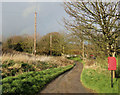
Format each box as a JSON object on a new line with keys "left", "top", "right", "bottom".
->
{"left": 70, "top": 56, "right": 119, "bottom": 93}
{"left": 81, "top": 59, "right": 119, "bottom": 93}
{"left": 81, "top": 68, "right": 118, "bottom": 93}
{"left": 2, "top": 64, "right": 74, "bottom": 95}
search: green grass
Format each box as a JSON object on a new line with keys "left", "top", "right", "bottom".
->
{"left": 2, "top": 64, "right": 74, "bottom": 95}
{"left": 81, "top": 68, "right": 119, "bottom": 93}
{"left": 67, "top": 56, "right": 82, "bottom": 62}
{"left": 80, "top": 57, "right": 120, "bottom": 94}
{"left": 69, "top": 56, "right": 119, "bottom": 93}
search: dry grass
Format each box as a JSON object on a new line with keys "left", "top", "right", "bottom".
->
{"left": 1, "top": 52, "right": 74, "bottom": 78}
{"left": 2, "top": 52, "right": 73, "bottom": 66}
{"left": 84, "top": 58, "right": 108, "bottom": 74}
{"left": 2, "top": 53, "right": 36, "bottom": 63}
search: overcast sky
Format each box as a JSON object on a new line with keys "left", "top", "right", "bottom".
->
{"left": 2, "top": 2, "right": 68, "bottom": 39}
{"left": 0, "top": 2, "right": 2, "bottom": 41}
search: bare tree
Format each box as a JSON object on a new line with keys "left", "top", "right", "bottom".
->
{"left": 64, "top": 1, "right": 120, "bottom": 57}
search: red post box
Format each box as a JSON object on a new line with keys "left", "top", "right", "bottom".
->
{"left": 108, "top": 57, "right": 116, "bottom": 70}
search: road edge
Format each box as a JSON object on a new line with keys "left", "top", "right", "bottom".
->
{"left": 80, "top": 62, "right": 97, "bottom": 94}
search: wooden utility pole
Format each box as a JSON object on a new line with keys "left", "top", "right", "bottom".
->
{"left": 50, "top": 34, "right": 52, "bottom": 56}
{"left": 82, "top": 40, "right": 84, "bottom": 60}
{"left": 62, "top": 46, "right": 64, "bottom": 55}
{"left": 34, "top": 11, "right": 37, "bottom": 56}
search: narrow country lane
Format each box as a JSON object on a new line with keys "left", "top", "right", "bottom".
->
{"left": 38, "top": 61, "right": 94, "bottom": 94}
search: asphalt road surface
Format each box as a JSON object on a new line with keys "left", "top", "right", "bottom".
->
{"left": 38, "top": 61, "right": 94, "bottom": 94}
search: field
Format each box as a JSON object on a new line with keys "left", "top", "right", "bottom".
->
{"left": 1, "top": 53, "right": 73, "bottom": 78}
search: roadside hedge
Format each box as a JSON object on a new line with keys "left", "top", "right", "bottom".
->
{"left": 2, "top": 65, "right": 74, "bottom": 95}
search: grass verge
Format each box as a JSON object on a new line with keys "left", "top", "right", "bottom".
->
{"left": 69, "top": 56, "right": 119, "bottom": 93}
{"left": 81, "top": 68, "right": 119, "bottom": 93}
{"left": 81, "top": 60, "right": 119, "bottom": 93}
{"left": 2, "top": 64, "right": 74, "bottom": 95}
